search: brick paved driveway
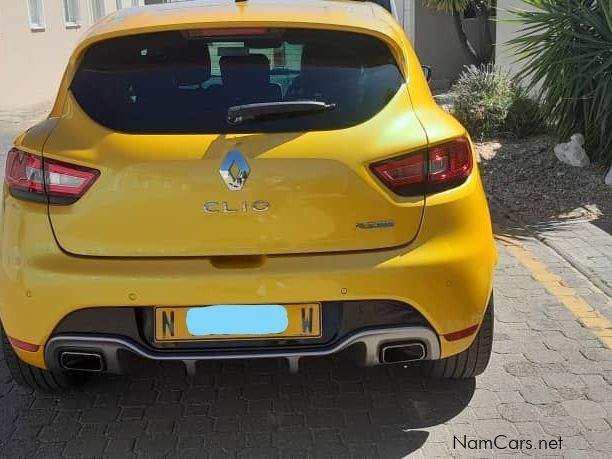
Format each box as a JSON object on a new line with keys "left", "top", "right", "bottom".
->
{"left": 1, "top": 218, "right": 611, "bottom": 458}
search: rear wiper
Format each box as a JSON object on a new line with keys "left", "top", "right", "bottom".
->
{"left": 227, "top": 101, "right": 336, "bottom": 125}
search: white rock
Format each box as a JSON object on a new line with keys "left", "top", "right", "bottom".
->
{"left": 554, "top": 134, "right": 590, "bottom": 167}
{"left": 605, "top": 165, "right": 612, "bottom": 186}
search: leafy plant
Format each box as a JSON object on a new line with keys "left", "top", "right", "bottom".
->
{"left": 451, "top": 65, "right": 545, "bottom": 138}
{"left": 509, "top": 0, "right": 612, "bottom": 167}
{"left": 452, "top": 65, "right": 515, "bottom": 138}
{"left": 422, "top": 0, "right": 495, "bottom": 64}
{"left": 505, "top": 88, "right": 546, "bottom": 138}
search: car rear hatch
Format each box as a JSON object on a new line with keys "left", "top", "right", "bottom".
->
{"left": 44, "top": 28, "right": 427, "bottom": 257}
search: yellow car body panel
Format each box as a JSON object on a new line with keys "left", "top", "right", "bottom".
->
{"left": 0, "top": 0, "right": 496, "bottom": 374}
{"left": 2, "top": 170, "right": 493, "bottom": 368}
{"left": 43, "top": 89, "right": 428, "bottom": 257}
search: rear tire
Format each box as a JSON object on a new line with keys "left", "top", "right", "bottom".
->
{"left": 1, "top": 325, "right": 86, "bottom": 392}
{"left": 423, "top": 295, "right": 494, "bottom": 379}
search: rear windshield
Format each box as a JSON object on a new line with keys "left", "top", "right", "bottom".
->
{"left": 71, "top": 28, "right": 403, "bottom": 134}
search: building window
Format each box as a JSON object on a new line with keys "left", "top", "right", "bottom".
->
{"left": 63, "top": 0, "right": 81, "bottom": 27}
{"left": 117, "top": 0, "right": 140, "bottom": 8}
{"left": 27, "top": 0, "right": 46, "bottom": 30}
{"left": 91, "top": 0, "right": 106, "bottom": 21}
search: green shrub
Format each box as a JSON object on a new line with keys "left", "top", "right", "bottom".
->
{"left": 451, "top": 65, "right": 543, "bottom": 139}
{"left": 510, "top": 0, "right": 612, "bottom": 167}
{"left": 505, "top": 88, "right": 546, "bottom": 138}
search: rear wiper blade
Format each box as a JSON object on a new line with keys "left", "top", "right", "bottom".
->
{"left": 227, "top": 101, "right": 336, "bottom": 125}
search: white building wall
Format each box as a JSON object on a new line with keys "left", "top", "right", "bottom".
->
{"left": 393, "top": 0, "right": 415, "bottom": 43}
{"left": 0, "top": 0, "right": 144, "bottom": 110}
{"left": 496, "top": 0, "right": 536, "bottom": 76}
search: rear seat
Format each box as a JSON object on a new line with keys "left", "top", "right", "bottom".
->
{"left": 212, "top": 54, "right": 282, "bottom": 106}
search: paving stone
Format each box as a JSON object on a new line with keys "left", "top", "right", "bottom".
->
{"left": 472, "top": 407, "right": 501, "bottom": 420}
{"left": 213, "top": 417, "right": 239, "bottom": 432}
{"left": 580, "top": 418, "right": 612, "bottom": 432}
{"left": 542, "top": 373, "right": 585, "bottom": 389}
{"left": 80, "top": 406, "right": 121, "bottom": 423}
{"left": 584, "top": 430, "right": 612, "bottom": 452}
{"left": 581, "top": 348, "right": 612, "bottom": 362}
{"left": 584, "top": 385, "right": 612, "bottom": 403}
{"left": 210, "top": 399, "right": 248, "bottom": 417}
{"left": 106, "top": 420, "right": 147, "bottom": 438}
{"left": 473, "top": 419, "right": 519, "bottom": 438}
{"left": 32, "top": 442, "right": 66, "bottom": 458}
{"left": 524, "top": 350, "right": 566, "bottom": 365}
{"left": 0, "top": 439, "right": 38, "bottom": 457}
{"left": 37, "top": 423, "right": 81, "bottom": 443}
{"left": 519, "top": 385, "right": 563, "bottom": 405}
{"left": 57, "top": 394, "right": 95, "bottom": 411}
{"left": 579, "top": 375, "right": 608, "bottom": 388}
{"left": 470, "top": 389, "right": 501, "bottom": 408}
{"left": 174, "top": 416, "right": 214, "bottom": 436}
{"left": 144, "top": 403, "right": 183, "bottom": 420}
{"left": 147, "top": 419, "right": 174, "bottom": 434}
{"left": 105, "top": 438, "right": 135, "bottom": 454}
{"left": 513, "top": 421, "right": 546, "bottom": 437}
{"left": 78, "top": 423, "right": 107, "bottom": 439}
{"left": 11, "top": 423, "right": 41, "bottom": 441}
{"left": 134, "top": 434, "right": 177, "bottom": 456}
{"left": 540, "top": 417, "right": 584, "bottom": 436}
{"left": 119, "top": 390, "right": 158, "bottom": 406}
{"left": 497, "top": 403, "right": 541, "bottom": 423}
{"left": 561, "top": 400, "right": 608, "bottom": 419}
{"left": 240, "top": 414, "right": 280, "bottom": 432}
{"left": 237, "top": 447, "right": 279, "bottom": 458}
{"left": 62, "top": 438, "right": 107, "bottom": 457}
{"left": 177, "top": 436, "right": 204, "bottom": 451}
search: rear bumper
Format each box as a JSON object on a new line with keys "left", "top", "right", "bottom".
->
{"left": 45, "top": 326, "right": 440, "bottom": 374}
{"left": 0, "top": 172, "right": 496, "bottom": 369}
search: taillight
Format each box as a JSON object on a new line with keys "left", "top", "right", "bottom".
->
{"left": 5, "top": 148, "right": 99, "bottom": 204}
{"left": 370, "top": 151, "right": 427, "bottom": 196}
{"left": 427, "top": 138, "right": 473, "bottom": 193}
{"left": 370, "top": 138, "right": 473, "bottom": 196}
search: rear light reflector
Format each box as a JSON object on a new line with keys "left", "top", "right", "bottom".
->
{"left": 443, "top": 324, "right": 479, "bottom": 342}
{"left": 8, "top": 337, "right": 40, "bottom": 352}
{"left": 370, "top": 138, "right": 473, "bottom": 196}
{"left": 5, "top": 148, "right": 99, "bottom": 204}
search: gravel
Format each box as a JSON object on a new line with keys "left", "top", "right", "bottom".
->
{"left": 477, "top": 136, "right": 612, "bottom": 235}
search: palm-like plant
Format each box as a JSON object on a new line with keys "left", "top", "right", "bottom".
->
{"left": 422, "top": 0, "right": 494, "bottom": 64}
{"left": 509, "top": 0, "right": 612, "bottom": 167}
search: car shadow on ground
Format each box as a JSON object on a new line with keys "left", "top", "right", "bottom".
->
{"left": 0, "top": 354, "right": 475, "bottom": 457}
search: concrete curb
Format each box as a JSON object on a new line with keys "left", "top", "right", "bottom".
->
{"left": 490, "top": 197, "right": 612, "bottom": 299}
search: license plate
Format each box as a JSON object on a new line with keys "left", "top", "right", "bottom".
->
{"left": 154, "top": 303, "right": 322, "bottom": 342}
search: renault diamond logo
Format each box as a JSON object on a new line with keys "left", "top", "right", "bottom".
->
{"left": 219, "top": 151, "right": 250, "bottom": 191}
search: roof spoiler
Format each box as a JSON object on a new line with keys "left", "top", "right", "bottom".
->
{"left": 232, "top": 1, "right": 398, "bottom": 20}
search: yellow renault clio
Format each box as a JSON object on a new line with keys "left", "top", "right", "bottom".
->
{"left": 0, "top": 0, "right": 495, "bottom": 391}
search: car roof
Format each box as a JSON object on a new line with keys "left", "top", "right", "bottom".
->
{"left": 82, "top": 0, "right": 401, "bottom": 46}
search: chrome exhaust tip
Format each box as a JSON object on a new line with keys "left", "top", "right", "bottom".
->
{"left": 60, "top": 351, "right": 105, "bottom": 373}
{"left": 380, "top": 342, "right": 426, "bottom": 364}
